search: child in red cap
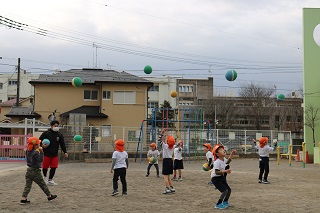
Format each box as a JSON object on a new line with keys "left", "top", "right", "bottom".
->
{"left": 20, "top": 137, "right": 57, "bottom": 204}
{"left": 146, "top": 142, "right": 160, "bottom": 177}
{"left": 253, "top": 137, "right": 276, "bottom": 184}
{"left": 110, "top": 139, "right": 128, "bottom": 196}
{"left": 158, "top": 128, "right": 176, "bottom": 194}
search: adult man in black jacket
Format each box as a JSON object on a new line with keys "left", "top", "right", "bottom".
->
{"left": 40, "top": 120, "right": 68, "bottom": 185}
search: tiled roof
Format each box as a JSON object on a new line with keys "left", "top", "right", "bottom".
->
{"left": 5, "top": 106, "right": 41, "bottom": 118}
{"left": 29, "top": 68, "right": 152, "bottom": 85}
{"left": 60, "top": 105, "right": 108, "bottom": 118}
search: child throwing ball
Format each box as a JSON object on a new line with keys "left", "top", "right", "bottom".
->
{"left": 253, "top": 137, "right": 276, "bottom": 184}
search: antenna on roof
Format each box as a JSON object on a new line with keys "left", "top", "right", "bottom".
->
{"left": 93, "top": 43, "right": 99, "bottom": 69}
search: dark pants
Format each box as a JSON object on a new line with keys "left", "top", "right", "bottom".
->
{"left": 147, "top": 163, "right": 159, "bottom": 175}
{"left": 211, "top": 176, "right": 231, "bottom": 202}
{"left": 113, "top": 168, "right": 127, "bottom": 193}
{"left": 259, "top": 157, "right": 269, "bottom": 181}
{"left": 22, "top": 167, "right": 51, "bottom": 198}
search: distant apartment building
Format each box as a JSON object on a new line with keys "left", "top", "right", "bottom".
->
{"left": 142, "top": 76, "right": 214, "bottom": 122}
{"left": 0, "top": 69, "right": 39, "bottom": 103}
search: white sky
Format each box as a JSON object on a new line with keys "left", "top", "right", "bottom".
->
{"left": 1, "top": 0, "right": 320, "bottom": 96}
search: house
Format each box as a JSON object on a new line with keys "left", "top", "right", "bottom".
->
{"left": 29, "top": 68, "right": 153, "bottom": 128}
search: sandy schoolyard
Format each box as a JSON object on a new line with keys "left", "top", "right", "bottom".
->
{"left": 0, "top": 158, "right": 320, "bottom": 213}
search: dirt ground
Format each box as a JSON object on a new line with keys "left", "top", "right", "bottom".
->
{"left": 0, "top": 158, "right": 320, "bottom": 213}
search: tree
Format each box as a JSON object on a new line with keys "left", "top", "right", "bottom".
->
{"left": 156, "top": 100, "right": 175, "bottom": 128}
{"left": 238, "top": 82, "right": 276, "bottom": 130}
{"left": 202, "top": 97, "right": 239, "bottom": 129}
{"left": 305, "top": 103, "right": 320, "bottom": 146}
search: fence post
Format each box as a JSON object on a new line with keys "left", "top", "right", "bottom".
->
{"left": 277, "top": 146, "right": 280, "bottom": 165}
{"left": 288, "top": 144, "right": 292, "bottom": 166}
{"left": 302, "top": 142, "right": 306, "bottom": 168}
{"left": 89, "top": 126, "right": 92, "bottom": 153}
{"left": 244, "top": 130, "right": 247, "bottom": 154}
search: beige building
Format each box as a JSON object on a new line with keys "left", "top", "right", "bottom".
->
{"left": 29, "top": 68, "right": 153, "bottom": 128}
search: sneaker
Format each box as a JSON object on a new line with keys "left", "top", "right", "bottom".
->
{"left": 111, "top": 190, "right": 119, "bottom": 196}
{"left": 258, "top": 180, "right": 262, "bottom": 183}
{"left": 171, "top": 177, "right": 177, "bottom": 181}
{"left": 146, "top": 174, "right": 149, "bottom": 177}
{"left": 208, "top": 181, "right": 214, "bottom": 185}
{"left": 215, "top": 203, "right": 227, "bottom": 209}
{"left": 47, "top": 180, "right": 58, "bottom": 186}
{"left": 222, "top": 201, "right": 231, "bottom": 207}
{"left": 47, "top": 195, "right": 57, "bottom": 201}
{"left": 162, "top": 189, "right": 171, "bottom": 194}
{"left": 170, "top": 186, "right": 175, "bottom": 193}
{"left": 157, "top": 175, "right": 160, "bottom": 178}
{"left": 20, "top": 199, "right": 30, "bottom": 205}
{"left": 122, "top": 192, "right": 127, "bottom": 196}
{"left": 178, "top": 177, "right": 183, "bottom": 181}
{"left": 263, "top": 180, "right": 270, "bottom": 184}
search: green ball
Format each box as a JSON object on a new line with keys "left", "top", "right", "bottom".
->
{"left": 73, "top": 135, "right": 82, "bottom": 142}
{"left": 72, "top": 77, "right": 83, "bottom": 87}
{"left": 144, "top": 65, "right": 152, "bottom": 74}
{"left": 277, "top": 93, "right": 285, "bottom": 101}
{"left": 225, "top": 69, "right": 237, "bottom": 81}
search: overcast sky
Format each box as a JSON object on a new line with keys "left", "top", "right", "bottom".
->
{"left": 1, "top": 0, "right": 319, "bottom": 96}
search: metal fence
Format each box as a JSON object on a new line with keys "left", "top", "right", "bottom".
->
{"left": 59, "top": 125, "right": 292, "bottom": 157}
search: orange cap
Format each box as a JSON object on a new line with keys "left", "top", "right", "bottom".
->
{"left": 212, "top": 144, "right": 224, "bottom": 160}
{"left": 150, "top": 142, "right": 156, "bottom": 147}
{"left": 27, "top": 137, "right": 41, "bottom": 151}
{"left": 203, "top": 143, "right": 212, "bottom": 150}
{"left": 167, "top": 136, "right": 175, "bottom": 149}
{"left": 115, "top": 139, "right": 125, "bottom": 152}
{"left": 259, "top": 137, "right": 268, "bottom": 148}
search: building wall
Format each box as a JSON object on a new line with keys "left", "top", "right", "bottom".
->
{"left": 33, "top": 83, "right": 148, "bottom": 127}
{"left": 0, "top": 70, "right": 39, "bottom": 102}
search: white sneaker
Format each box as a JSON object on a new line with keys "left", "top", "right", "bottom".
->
{"left": 47, "top": 180, "right": 58, "bottom": 186}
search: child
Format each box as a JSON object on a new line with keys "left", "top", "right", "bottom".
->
{"left": 203, "top": 143, "right": 214, "bottom": 185}
{"left": 20, "top": 137, "right": 57, "bottom": 205}
{"left": 172, "top": 140, "right": 184, "bottom": 181}
{"left": 146, "top": 142, "right": 160, "bottom": 177}
{"left": 110, "top": 139, "right": 129, "bottom": 196}
{"left": 253, "top": 137, "right": 276, "bottom": 184}
{"left": 211, "top": 144, "right": 236, "bottom": 209}
{"left": 158, "top": 128, "right": 176, "bottom": 194}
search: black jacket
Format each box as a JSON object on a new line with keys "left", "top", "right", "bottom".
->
{"left": 39, "top": 129, "right": 67, "bottom": 157}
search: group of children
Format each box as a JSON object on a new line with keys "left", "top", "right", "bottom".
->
{"left": 21, "top": 129, "right": 276, "bottom": 210}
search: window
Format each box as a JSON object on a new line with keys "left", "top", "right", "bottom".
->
{"left": 102, "top": 125, "right": 111, "bottom": 137}
{"left": 128, "top": 130, "right": 139, "bottom": 142}
{"left": 8, "top": 96, "right": 15, "bottom": 100}
{"left": 9, "top": 80, "right": 17, "bottom": 85}
{"left": 84, "top": 90, "right": 98, "bottom": 100}
{"left": 113, "top": 91, "right": 136, "bottom": 104}
{"left": 149, "top": 85, "right": 159, "bottom": 91}
{"left": 102, "top": 91, "right": 111, "bottom": 100}
{"left": 148, "top": 101, "right": 158, "bottom": 109}
{"left": 0, "top": 83, "right": 3, "bottom": 89}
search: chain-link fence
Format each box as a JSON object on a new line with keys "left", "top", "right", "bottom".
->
{"left": 58, "top": 125, "right": 292, "bottom": 161}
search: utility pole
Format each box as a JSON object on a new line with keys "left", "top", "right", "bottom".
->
{"left": 16, "top": 58, "right": 20, "bottom": 107}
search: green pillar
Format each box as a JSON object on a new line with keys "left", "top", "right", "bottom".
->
{"left": 303, "top": 8, "right": 320, "bottom": 157}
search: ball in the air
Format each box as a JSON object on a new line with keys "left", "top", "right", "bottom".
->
{"left": 74, "top": 135, "right": 83, "bottom": 142}
{"left": 72, "top": 77, "right": 83, "bottom": 87}
{"left": 277, "top": 93, "right": 285, "bottom": 101}
{"left": 171, "top": 90, "right": 178, "bottom": 98}
{"left": 225, "top": 69, "right": 237, "bottom": 81}
{"left": 144, "top": 65, "right": 152, "bottom": 74}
